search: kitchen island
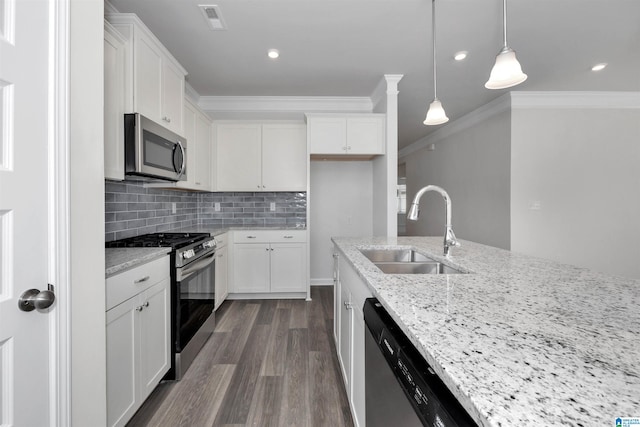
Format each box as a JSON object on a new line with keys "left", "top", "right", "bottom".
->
{"left": 332, "top": 236, "right": 639, "bottom": 427}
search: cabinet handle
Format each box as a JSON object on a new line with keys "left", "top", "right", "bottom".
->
{"left": 134, "top": 276, "right": 150, "bottom": 284}
{"left": 262, "top": 185, "right": 266, "bottom": 189}
{"left": 283, "top": 235, "right": 293, "bottom": 239}
{"left": 144, "top": 301, "right": 149, "bottom": 308}
{"left": 257, "top": 185, "right": 261, "bottom": 189}
{"left": 162, "top": 116, "right": 171, "bottom": 123}
{"left": 135, "top": 305, "right": 143, "bottom": 312}
{"left": 246, "top": 236, "right": 256, "bottom": 239}
{"left": 195, "top": 182, "right": 201, "bottom": 185}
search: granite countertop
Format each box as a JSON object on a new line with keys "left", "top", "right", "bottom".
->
{"left": 171, "top": 225, "right": 307, "bottom": 236}
{"left": 105, "top": 247, "right": 170, "bottom": 278}
{"left": 332, "top": 236, "right": 640, "bottom": 427}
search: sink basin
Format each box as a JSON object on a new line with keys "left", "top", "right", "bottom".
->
{"left": 359, "top": 248, "right": 431, "bottom": 263}
{"left": 374, "top": 262, "right": 464, "bottom": 275}
{"left": 359, "top": 248, "right": 466, "bottom": 274}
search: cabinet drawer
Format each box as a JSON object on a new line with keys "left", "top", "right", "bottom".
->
{"left": 214, "top": 232, "right": 228, "bottom": 248}
{"left": 232, "top": 230, "right": 306, "bottom": 243}
{"left": 269, "top": 230, "right": 306, "bottom": 243}
{"left": 233, "top": 230, "right": 271, "bottom": 243}
{"left": 106, "top": 255, "right": 170, "bottom": 311}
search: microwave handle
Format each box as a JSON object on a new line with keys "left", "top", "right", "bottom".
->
{"left": 174, "top": 141, "right": 186, "bottom": 179}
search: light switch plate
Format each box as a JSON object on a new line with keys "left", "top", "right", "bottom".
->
{"left": 215, "top": 202, "right": 221, "bottom": 212}
{"left": 172, "top": 202, "right": 177, "bottom": 214}
{"left": 270, "top": 202, "right": 276, "bottom": 211}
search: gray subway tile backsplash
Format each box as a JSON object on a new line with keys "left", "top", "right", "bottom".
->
{"left": 104, "top": 180, "right": 307, "bottom": 242}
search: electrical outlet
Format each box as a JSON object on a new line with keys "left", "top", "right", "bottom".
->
{"left": 528, "top": 200, "right": 542, "bottom": 211}
{"left": 172, "top": 202, "right": 177, "bottom": 214}
{"left": 270, "top": 202, "right": 276, "bottom": 212}
{"left": 215, "top": 202, "right": 221, "bottom": 212}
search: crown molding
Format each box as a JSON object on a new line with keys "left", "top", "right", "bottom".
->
{"left": 185, "top": 82, "right": 200, "bottom": 104}
{"left": 399, "top": 93, "right": 511, "bottom": 159}
{"left": 511, "top": 91, "right": 640, "bottom": 109}
{"left": 198, "top": 96, "right": 373, "bottom": 114}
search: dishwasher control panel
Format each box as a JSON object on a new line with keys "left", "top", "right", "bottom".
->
{"left": 364, "top": 298, "right": 478, "bottom": 427}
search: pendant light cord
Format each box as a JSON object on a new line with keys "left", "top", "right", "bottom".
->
{"left": 432, "top": 0, "right": 437, "bottom": 99}
{"left": 502, "top": 0, "right": 508, "bottom": 48}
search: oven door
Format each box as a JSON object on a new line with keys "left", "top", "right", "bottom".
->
{"left": 175, "top": 251, "right": 215, "bottom": 353}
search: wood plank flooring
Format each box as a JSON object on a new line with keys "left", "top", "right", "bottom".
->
{"left": 127, "top": 287, "right": 354, "bottom": 427}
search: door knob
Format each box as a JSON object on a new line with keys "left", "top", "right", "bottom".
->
{"left": 18, "top": 284, "right": 56, "bottom": 312}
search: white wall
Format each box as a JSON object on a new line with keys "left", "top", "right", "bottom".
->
{"left": 310, "top": 161, "right": 373, "bottom": 283}
{"left": 511, "top": 106, "right": 640, "bottom": 278}
{"left": 70, "top": 0, "right": 106, "bottom": 424}
{"left": 402, "top": 109, "right": 512, "bottom": 249}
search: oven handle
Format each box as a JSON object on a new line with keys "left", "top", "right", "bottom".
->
{"left": 177, "top": 252, "right": 215, "bottom": 282}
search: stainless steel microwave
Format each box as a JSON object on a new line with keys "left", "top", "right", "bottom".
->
{"left": 124, "top": 113, "right": 187, "bottom": 181}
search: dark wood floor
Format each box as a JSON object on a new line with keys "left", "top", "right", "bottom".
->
{"left": 127, "top": 286, "right": 354, "bottom": 427}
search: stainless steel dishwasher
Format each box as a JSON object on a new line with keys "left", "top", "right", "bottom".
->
{"left": 364, "top": 298, "right": 477, "bottom": 427}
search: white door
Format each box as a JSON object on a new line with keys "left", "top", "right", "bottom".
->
{"left": 0, "top": 1, "right": 54, "bottom": 426}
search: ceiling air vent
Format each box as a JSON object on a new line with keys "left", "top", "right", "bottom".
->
{"left": 199, "top": 5, "right": 226, "bottom": 30}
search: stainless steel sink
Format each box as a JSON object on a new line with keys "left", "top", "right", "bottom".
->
{"left": 359, "top": 248, "right": 431, "bottom": 263}
{"left": 359, "top": 248, "right": 466, "bottom": 274}
{"left": 374, "top": 262, "right": 464, "bottom": 275}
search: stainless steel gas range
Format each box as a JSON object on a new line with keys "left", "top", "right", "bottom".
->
{"left": 107, "top": 232, "right": 217, "bottom": 380}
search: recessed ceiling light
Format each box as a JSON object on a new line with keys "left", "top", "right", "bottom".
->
{"left": 591, "top": 63, "right": 607, "bottom": 71}
{"left": 267, "top": 49, "right": 280, "bottom": 59}
{"left": 454, "top": 51, "right": 468, "bottom": 61}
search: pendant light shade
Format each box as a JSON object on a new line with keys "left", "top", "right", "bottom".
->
{"left": 424, "top": 0, "right": 448, "bottom": 126}
{"left": 485, "top": 0, "right": 527, "bottom": 90}
{"left": 424, "top": 99, "right": 448, "bottom": 125}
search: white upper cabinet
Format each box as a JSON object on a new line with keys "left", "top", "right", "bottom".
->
{"left": 214, "top": 122, "right": 307, "bottom": 192}
{"left": 174, "top": 98, "right": 211, "bottom": 191}
{"left": 262, "top": 123, "right": 307, "bottom": 191}
{"left": 106, "top": 13, "right": 187, "bottom": 136}
{"left": 215, "top": 123, "right": 263, "bottom": 191}
{"left": 104, "top": 21, "right": 127, "bottom": 181}
{"left": 307, "top": 113, "right": 385, "bottom": 156}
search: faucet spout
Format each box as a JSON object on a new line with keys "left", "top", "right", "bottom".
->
{"left": 407, "top": 185, "right": 460, "bottom": 256}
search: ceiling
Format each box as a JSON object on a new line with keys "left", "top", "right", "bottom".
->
{"left": 107, "top": 0, "right": 640, "bottom": 150}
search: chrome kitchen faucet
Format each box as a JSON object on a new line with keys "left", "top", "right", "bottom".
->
{"left": 407, "top": 185, "right": 460, "bottom": 256}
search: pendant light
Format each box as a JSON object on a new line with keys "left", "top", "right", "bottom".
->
{"left": 424, "top": 0, "right": 448, "bottom": 125}
{"left": 485, "top": 0, "right": 527, "bottom": 89}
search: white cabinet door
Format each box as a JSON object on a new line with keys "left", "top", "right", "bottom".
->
{"left": 106, "top": 297, "right": 138, "bottom": 427}
{"left": 339, "top": 283, "right": 352, "bottom": 394}
{"left": 270, "top": 242, "right": 306, "bottom": 292}
{"left": 104, "top": 22, "right": 126, "bottom": 181}
{"left": 262, "top": 124, "right": 307, "bottom": 191}
{"left": 138, "top": 279, "right": 171, "bottom": 400}
{"left": 308, "top": 116, "right": 347, "bottom": 154}
{"left": 333, "top": 252, "right": 341, "bottom": 346}
{"left": 182, "top": 99, "right": 197, "bottom": 187}
{"left": 194, "top": 113, "right": 212, "bottom": 189}
{"left": 233, "top": 243, "right": 271, "bottom": 292}
{"left": 215, "top": 244, "right": 229, "bottom": 310}
{"left": 216, "top": 124, "right": 262, "bottom": 191}
{"left": 351, "top": 303, "right": 367, "bottom": 427}
{"left": 134, "top": 31, "right": 163, "bottom": 122}
{"left": 347, "top": 116, "right": 385, "bottom": 155}
{"left": 161, "top": 60, "right": 184, "bottom": 134}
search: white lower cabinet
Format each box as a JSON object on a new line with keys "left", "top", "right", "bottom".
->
{"left": 214, "top": 233, "right": 229, "bottom": 310}
{"left": 230, "top": 230, "right": 308, "bottom": 297}
{"left": 106, "top": 256, "right": 170, "bottom": 427}
{"left": 334, "top": 247, "right": 372, "bottom": 427}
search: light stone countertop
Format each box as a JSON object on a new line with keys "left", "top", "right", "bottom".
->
{"left": 105, "top": 247, "right": 170, "bottom": 278}
{"left": 332, "top": 236, "right": 640, "bottom": 427}
{"left": 171, "top": 225, "right": 307, "bottom": 236}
